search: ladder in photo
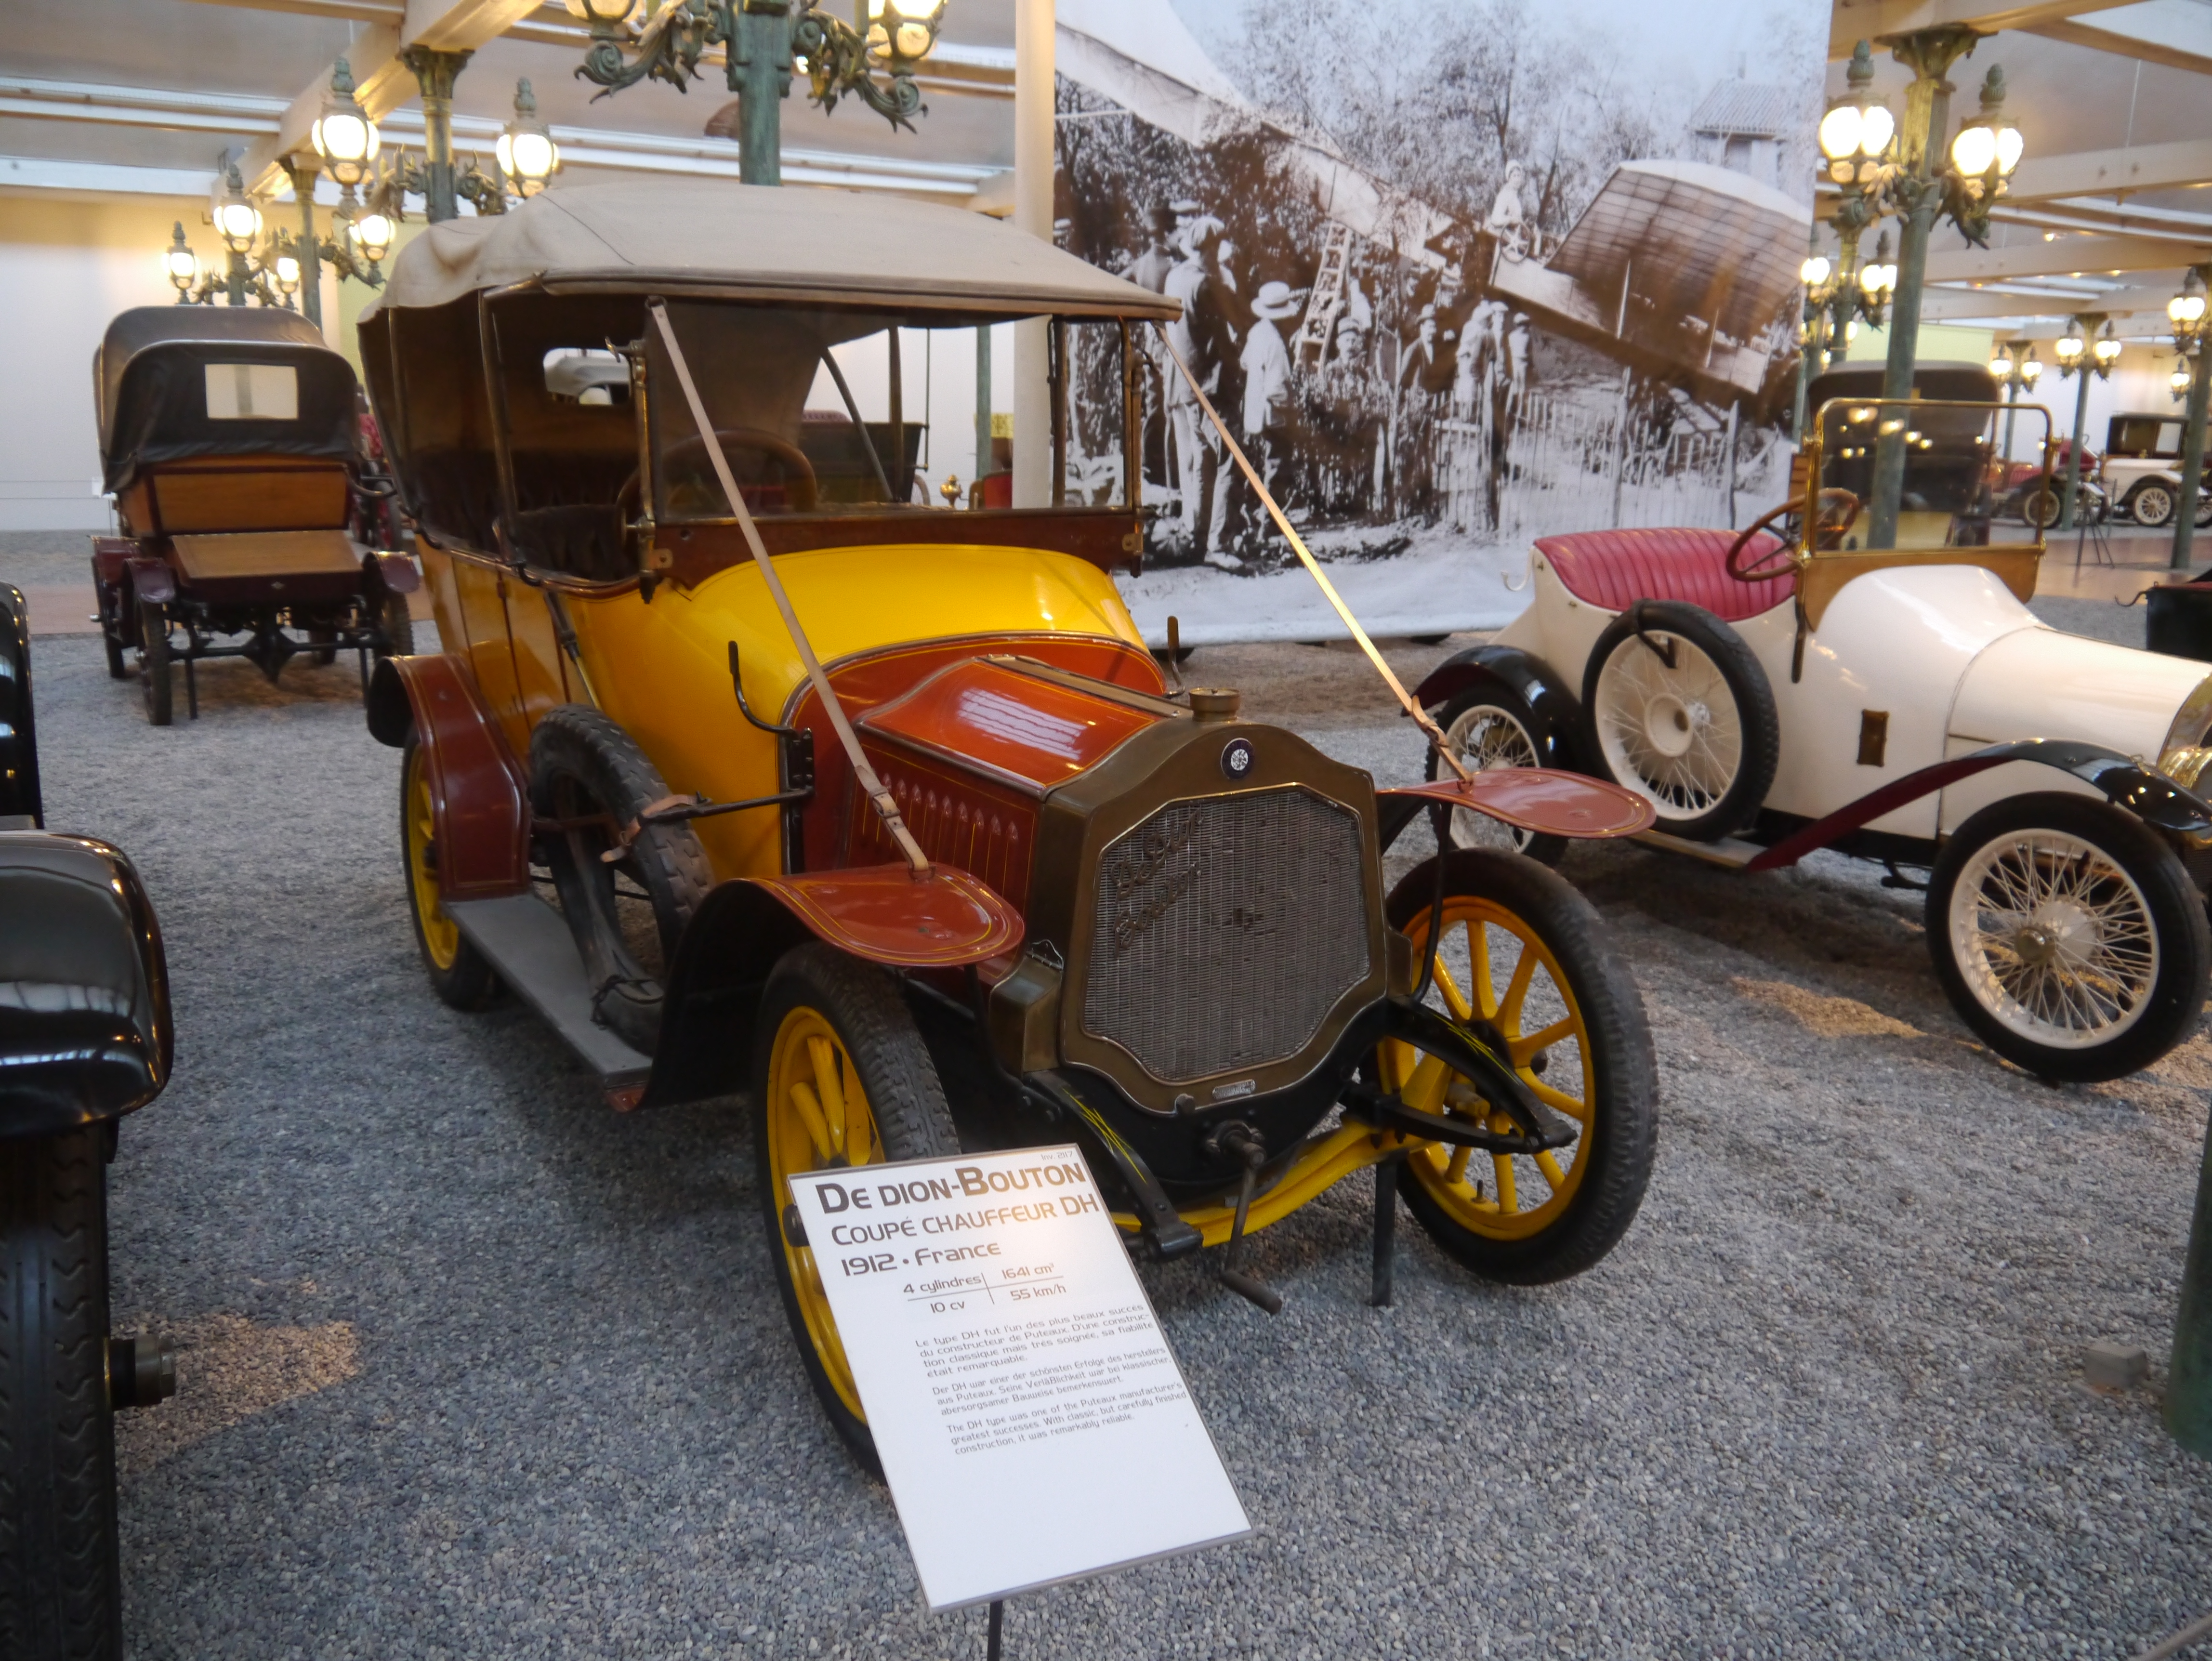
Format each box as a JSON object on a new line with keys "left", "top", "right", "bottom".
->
{"left": 1293, "top": 223, "right": 1354, "bottom": 369}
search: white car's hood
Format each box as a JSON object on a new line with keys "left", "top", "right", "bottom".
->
{"left": 1951, "top": 623, "right": 2212, "bottom": 757}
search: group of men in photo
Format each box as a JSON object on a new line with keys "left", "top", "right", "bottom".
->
{"left": 1115, "top": 193, "right": 1538, "bottom": 567}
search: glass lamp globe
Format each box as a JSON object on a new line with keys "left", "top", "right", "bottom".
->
{"left": 497, "top": 80, "right": 559, "bottom": 197}
{"left": 1801, "top": 253, "right": 1832, "bottom": 288}
{"left": 163, "top": 225, "right": 198, "bottom": 292}
{"left": 215, "top": 198, "right": 263, "bottom": 254}
{"left": 311, "top": 61, "right": 379, "bottom": 189}
{"left": 1990, "top": 351, "right": 2013, "bottom": 382}
{"left": 2020, "top": 355, "right": 2043, "bottom": 387}
{"left": 2177, "top": 365, "right": 2196, "bottom": 399}
{"left": 2094, "top": 332, "right": 2122, "bottom": 369}
{"left": 2055, "top": 330, "right": 2084, "bottom": 367}
{"left": 353, "top": 213, "right": 395, "bottom": 264}
{"left": 562, "top": 0, "right": 637, "bottom": 24}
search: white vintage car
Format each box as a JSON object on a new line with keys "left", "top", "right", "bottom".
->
{"left": 1416, "top": 394, "right": 2212, "bottom": 1082}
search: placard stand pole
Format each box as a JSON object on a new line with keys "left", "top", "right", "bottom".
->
{"left": 1371, "top": 1154, "right": 1403, "bottom": 1307}
{"left": 987, "top": 1599, "right": 1004, "bottom": 1659}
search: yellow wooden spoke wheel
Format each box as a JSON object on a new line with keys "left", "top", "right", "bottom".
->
{"left": 399, "top": 739, "right": 495, "bottom": 1008}
{"left": 1381, "top": 848, "right": 1657, "bottom": 1285}
{"left": 751, "top": 943, "right": 958, "bottom": 1471}
{"left": 762, "top": 1003, "right": 880, "bottom": 1426}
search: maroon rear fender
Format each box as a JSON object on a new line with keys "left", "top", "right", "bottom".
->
{"left": 1384, "top": 772, "right": 1654, "bottom": 841}
{"left": 368, "top": 653, "right": 531, "bottom": 901}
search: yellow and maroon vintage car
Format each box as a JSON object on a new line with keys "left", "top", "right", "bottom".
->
{"left": 360, "top": 180, "right": 1661, "bottom": 1467}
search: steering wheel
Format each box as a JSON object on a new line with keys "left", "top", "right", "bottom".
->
{"left": 1725, "top": 488, "right": 1860, "bottom": 581}
{"left": 619, "top": 426, "right": 819, "bottom": 518}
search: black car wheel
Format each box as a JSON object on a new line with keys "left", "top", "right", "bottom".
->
{"left": 0, "top": 1126, "right": 122, "bottom": 1661}
{"left": 528, "top": 707, "right": 713, "bottom": 1055}
{"left": 1928, "top": 793, "right": 2211, "bottom": 1082}
{"left": 374, "top": 593, "right": 414, "bottom": 660}
{"left": 135, "top": 596, "right": 171, "bottom": 728}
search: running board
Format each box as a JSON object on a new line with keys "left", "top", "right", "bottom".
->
{"left": 444, "top": 894, "right": 652, "bottom": 1097}
{"left": 1630, "top": 829, "right": 1767, "bottom": 868}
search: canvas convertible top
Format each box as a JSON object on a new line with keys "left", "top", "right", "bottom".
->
{"left": 93, "top": 307, "right": 359, "bottom": 492}
{"left": 361, "top": 180, "right": 1184, "bottom": 321}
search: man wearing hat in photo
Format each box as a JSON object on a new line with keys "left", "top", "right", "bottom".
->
{"left": 1165, "top": 210, "right": 1235, "bottom": 558}
{"left": 1223, "top": 277, "right": 1300, "bottom": 562}
{"left": 1127, "top": 203, "right": 1179, "bottom": 497}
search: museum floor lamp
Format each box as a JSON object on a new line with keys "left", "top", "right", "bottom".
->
{"left": 2053, "top": 315, "right": 2118, "bottom": 531}
{"left": 1821, "top": 36, "right": 2023, "bottom": 548}
{"left": 2170, "top": 267, "right": 2211, "bottom": 571}
{"left": 568, "top": 0, "right": 950, "bottom": 185}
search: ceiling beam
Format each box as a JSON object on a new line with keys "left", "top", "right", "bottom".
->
{"left": 2023, "top": 14, "right": 2212, "bottom": 79}
{"left": 2003, "top": 136, "right": 2212, "bottom": 205}
{"left": 1926, "top": 231, "right": 2212, "bottom": 282}
{"left": 1920, "top": 279, "right": 2180, "bottom": 320}
{"left": 1829, "top": 0, "right": 2141, "bottom": 59}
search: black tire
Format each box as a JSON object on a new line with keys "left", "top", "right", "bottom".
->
{"left": 1580, "top": 600, "right": 1777, "bottom": 842}
{"left": 375, "top": 593, "right": 414, "bottom": 660}
{"left": 400, "top": 737, "right": 499, "bottom": 1010}
{"left": 91, "top": 567, "right": 129, "bottom": 683}
{"left": 2127, "top": 481, "right": 2176, "bottom": 530}
{"left": 0, "top": 1127, "right": 122, "bottom": 1661}
{"left": 1382, "top": 849, "right": 1657, "bottom": 1285}
{"left": 1423, "top": 683, "right": 1567, "bottom": 866}
{"left": 1927, "top": 793, "right": 2210, "bottom": 1083}
{"left": 753, "top": 943, "right": 959, "bottom": 1473}
{"left": 135, "top": 596, "right": 171, "bottom": 728}
{"left": 528, "top": 707, "right": 713, "bottom": 1054}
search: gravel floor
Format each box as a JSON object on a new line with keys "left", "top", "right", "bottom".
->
{"left": 14, "top": 586, "right": 2212, "bottom": 1658}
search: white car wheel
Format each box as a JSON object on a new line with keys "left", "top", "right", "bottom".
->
{"left": 1946, "top": 828, "right": 2158, "bottom": 1049}
{"left": 1586, "top": 619, "right": 1770, "bottom": 837}
{"left": 1927, "top": 794, "right": 2211, "bottom": 1082}
{"left": 1425, "top": 692, "right": 1562, "bottom": 863}
{"left": 2128, "top": 482, "right": 2176, "bottom": 529}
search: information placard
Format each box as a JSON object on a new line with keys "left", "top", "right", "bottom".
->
{"left": 788, "top": 1145, "right": 1250, "bottom": 1612}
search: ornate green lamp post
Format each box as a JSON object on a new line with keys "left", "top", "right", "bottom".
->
{"left": 1845, "top": 35, "right": 2024, "bottom": 550}
{"left": 2052, "top": 315, "right": 2117, "bottom": 531}
{"left": 2170, "top": 268, "right": 2211, "bottom": 571}
{"left": 1989, "top": 339, "right": 2041, "bottom": 473}
{"left": 569, "top": 0, "right": 950, "bottom": 186}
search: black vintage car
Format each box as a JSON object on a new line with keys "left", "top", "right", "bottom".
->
{"left": 0, "top": 585, "right": 176, "bottom": 1659}
{"left": 91, "top": 307, "right": 420, "bottom": 725}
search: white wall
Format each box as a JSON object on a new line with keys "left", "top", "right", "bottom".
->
{"left": 0, "top": 189, "right": 351, "bottom": 533}
{"left": 0, "top": 193, "right": 202, "bottom": 531}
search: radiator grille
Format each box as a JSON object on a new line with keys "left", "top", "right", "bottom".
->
{"left": 1080, "top": 787, "right": 1371, "bottom": 1084}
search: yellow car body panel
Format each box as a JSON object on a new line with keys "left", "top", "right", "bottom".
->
{"left": 540, "top": 540, "right": 1152, "bottom": 881}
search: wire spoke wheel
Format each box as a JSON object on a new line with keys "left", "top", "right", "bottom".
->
{"left": 763, "top": 1004, "right": 879, "bottom": 1426}
{"left": 1593, "top": 632, "right": 1743, "bottom": 819}
{"left": 1378, "top": 850, "right": 1657, "bottom": 1284}
{"left": 1928, "top": 794, "right": 2210, "bottom": 1083}
{"left": 1382, "top": 896, "right": 1594, "bottom": 1241}
{"left": 1425, "top": 684, "right": 1567, "bottom": 865}
{"left": 1949, "top": 829, "right": 2158, "bottom": 1048}
{"left": 1580, "top": 601, "right": 1777, "bottom": 843}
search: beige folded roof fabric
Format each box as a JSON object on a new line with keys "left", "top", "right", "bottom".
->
{"left": 363, "top": 179, "right": 1181, "bottom": 321}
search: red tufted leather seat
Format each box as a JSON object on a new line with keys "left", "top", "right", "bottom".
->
{"left": 1533, "top": 528, "right": 1796, "bottom": 624}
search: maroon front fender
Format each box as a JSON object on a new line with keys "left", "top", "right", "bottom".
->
{"left": 372, "top": 653, "right": 531, "bottom": 902}
{"left": 1382, "top": 771, "right": 1655, "bottom": 843}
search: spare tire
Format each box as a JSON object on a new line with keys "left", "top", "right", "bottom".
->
{"left": 529, "top": 707, "right": 714, "bottom": 1055}
{"left": 1579, "top": 599, "right": 1778, "bottom": 842}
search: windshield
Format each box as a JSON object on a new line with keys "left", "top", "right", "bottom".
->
{"left": 1808, "top": 396, "right": 2054, "bottom": 554}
